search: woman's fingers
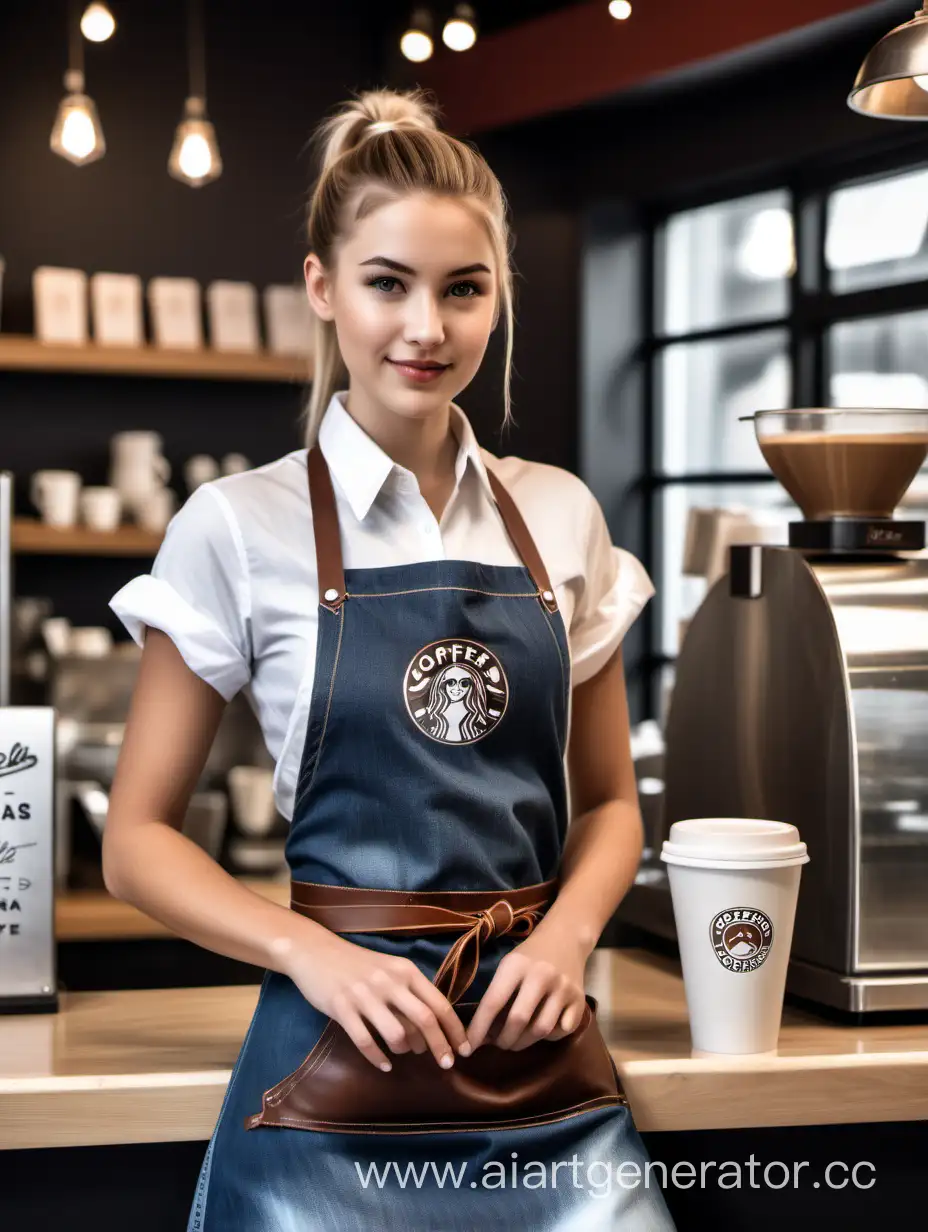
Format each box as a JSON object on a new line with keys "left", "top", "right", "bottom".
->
{"left": 465, "top": 961, "right": 523, "bottom": 1051}
{"left": 334, "top": 1000, "right": 395, "bottom": 1071}
{"left": 493, "top": 976, "right": 550, "bottom": 1050}
{"left": 407, "top": 971, "right": 470, "bottom": 1056}
{"left": 388, "top": 983, "right": 460, "bottom": 1067}
{"left": 509, "top": 991, "right": 585, "bottom": 1049}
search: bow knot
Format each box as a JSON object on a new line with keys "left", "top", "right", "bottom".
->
{"left": 434, "top": 898, "right": 544, "bottom": 1004}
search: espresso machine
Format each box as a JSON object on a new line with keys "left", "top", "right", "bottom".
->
{"left": 622, "top": 409, "right": 928, "bottom": 1015}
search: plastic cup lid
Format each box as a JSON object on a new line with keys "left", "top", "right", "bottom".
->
{"left": 660, "top": 817, "right": 807, "bottom": 864}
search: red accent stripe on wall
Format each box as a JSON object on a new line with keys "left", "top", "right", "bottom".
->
{"left": 416, "top": 0, "right": 883, "bottom": 133}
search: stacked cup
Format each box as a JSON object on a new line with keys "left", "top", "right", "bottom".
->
{"left": 661, "top": 818, "right": 809, "bottom": 1055}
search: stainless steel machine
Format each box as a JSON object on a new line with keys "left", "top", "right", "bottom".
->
{"left": 622, "top": 409, "right": 928, "bottom": 1014}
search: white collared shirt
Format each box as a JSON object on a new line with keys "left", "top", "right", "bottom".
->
{"left": 109, "top": 391, "right": 654, "bottom": 821}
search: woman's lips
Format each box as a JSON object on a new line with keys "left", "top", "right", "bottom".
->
{"left": 387, "top": 359, "right": 450, "bottom": 384}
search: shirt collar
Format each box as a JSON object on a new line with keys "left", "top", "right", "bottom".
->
{"left": 315, "top": 390, "right": 495, "bottom": 522}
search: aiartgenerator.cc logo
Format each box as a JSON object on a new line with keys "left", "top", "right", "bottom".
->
{"left": 710, "top": 907, "right": 774, "bottom": 972}
{"left": 403, "top": 638, "right": 508, "bottom": 745}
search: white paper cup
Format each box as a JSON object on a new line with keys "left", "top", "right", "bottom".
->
{"left": 661, "top": 818, "right": 809, "bottom": 1055}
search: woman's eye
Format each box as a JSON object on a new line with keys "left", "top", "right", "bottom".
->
{"left": 369, "top": 276, "right": 401, "bottom": 293}
{"left": 448, "top": 281, "right": 480, "bottom": 298}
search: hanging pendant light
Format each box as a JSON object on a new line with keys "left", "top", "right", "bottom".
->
{"left": 400, "top": 8, "right": 434, "bottom": 62}
{"left": 168, "top": 0, "right": 222, "bottom": 186}
{"left": 442, "top": 4, "right": 477, "bottom": 52}
{"left": 848, "top": 4, "right": 928, "bottom": 119}
{"left": 51, "top": 2, "right": 105, "bottom": 165}
{"left": 80, "top": 3, "right": 116, "bottom": 42}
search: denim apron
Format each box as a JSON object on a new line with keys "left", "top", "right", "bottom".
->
{"left": 187, "top": 444, "right": 675, "bottom": 1232}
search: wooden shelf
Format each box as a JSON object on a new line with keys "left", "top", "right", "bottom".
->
{"left": 0, "top": 334, "right": 312, "bottom": 383}
{"left": 56, "top": 878, "right": 291, "bottom": 941}
{"left": 12, "top": 518, "right": 163, "bottom": 556}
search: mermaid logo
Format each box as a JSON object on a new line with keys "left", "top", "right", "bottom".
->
{"left": 403, "top": 638, "right": 509, "bottom": 745}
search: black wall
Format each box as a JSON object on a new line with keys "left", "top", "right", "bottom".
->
{"left": 0, "top": 1, "right": 587, "bottom": 635}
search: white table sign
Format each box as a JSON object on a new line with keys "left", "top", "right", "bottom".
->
{"left": 0, "top": 707, "right": 57, "bottom": 1014}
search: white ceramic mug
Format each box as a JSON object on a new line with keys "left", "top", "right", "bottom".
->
{"left": 227, "top": 765, "right": 277, "bottom": 836}
{"left": 184, "top": 454, "right": 220, "bottom": 492}
{"left": 80, "top": 486, "right": 121, "bottom": 532}
{"left": 221, "top": 452, "right": 252, "bottom": 476}
{"left": 41, "top": 616, "right": 72, "bottom": 657}
{"left": 110, "top": 430, "right": 165, "bottom": 467}
{"left": 135, "top": 487, "right": 177, "bottom": 533}
{"left": 109, "top": 432, "right": 171, "bottom": 517}
{"left": 68, "top": 626, "right": 113, "bottom": 658}
{"left": 30, "top": 470, "right": 81, "bottom": 527}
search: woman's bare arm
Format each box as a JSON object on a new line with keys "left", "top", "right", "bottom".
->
{"left": 103, "top": 627, "right": 469, "bottom": 1068}
{"left": 102, "top": 627, "right": 325, "bottom": 973}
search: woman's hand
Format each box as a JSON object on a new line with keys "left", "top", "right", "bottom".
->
{"left": 464, "top": 926, "right": 590, "bottom": 1052}
{"left": 285, "top": 929, "right": 470, "bottom": 1072}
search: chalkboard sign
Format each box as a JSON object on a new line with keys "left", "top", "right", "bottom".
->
{"left": 0, "top": 707, "right": 57, "bottom": 1014}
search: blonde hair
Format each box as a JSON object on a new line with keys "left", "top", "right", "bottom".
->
{"left": 302, "top": 87, "right": 516, "bottom": 448}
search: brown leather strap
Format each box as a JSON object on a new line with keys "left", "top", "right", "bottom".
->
{"left": 485, "top": 467, "right": 559, "bottom": 614}
{"left": 306, "top": 444, "right": 559, "bottom": 615}
{"left": 290, "top": 878, "right": 558, "bottom": 1004}
{"left": 308, "top": 444, "right": 347, "bottom": 613}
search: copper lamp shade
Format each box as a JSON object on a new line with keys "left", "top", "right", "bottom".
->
{"left": 848, "top": 5, "right": 928, "bottom": 118}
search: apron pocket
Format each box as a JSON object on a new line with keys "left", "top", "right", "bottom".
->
{"left": 243, "top": 993, "right": 628, "bottom": 1135}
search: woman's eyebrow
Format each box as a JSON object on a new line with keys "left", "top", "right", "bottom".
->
{"left": 359, "top": 256, "right": 491, "bottom": 277}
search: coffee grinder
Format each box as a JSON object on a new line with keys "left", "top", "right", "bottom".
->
{"left": 625, "top": 408, "right": 928, "bottom": 1015}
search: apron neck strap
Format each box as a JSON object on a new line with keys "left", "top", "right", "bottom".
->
{"left": 307, "top": 445, "right": 559, "bottom": 616}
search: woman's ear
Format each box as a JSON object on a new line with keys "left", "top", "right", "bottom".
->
{"left": 304, "top": 253, "right": 335, "bottom": 322}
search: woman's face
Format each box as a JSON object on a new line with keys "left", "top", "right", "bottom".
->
{"left": 305, "top": 192, "right": 498, "bottom": 423}
{"left": 443, "top": 667, "right": 472, "bottom": 703}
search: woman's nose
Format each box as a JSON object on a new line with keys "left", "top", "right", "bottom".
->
{"left": 403, "top": 291, "right": 445, "bottom": 347}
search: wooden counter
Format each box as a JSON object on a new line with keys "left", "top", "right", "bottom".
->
{"left": 1, "top": 947, "right": 927, "bottom": 1149}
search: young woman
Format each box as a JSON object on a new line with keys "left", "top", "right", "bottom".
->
{"left": 105, "top": 88, "right": 675, "bottom": 1232}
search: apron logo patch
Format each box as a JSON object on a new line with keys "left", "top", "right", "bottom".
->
{"left": 403, "top": 638, "right": 509, "bottom": 745}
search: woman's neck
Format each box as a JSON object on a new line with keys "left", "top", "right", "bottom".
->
{"left": 344, "top": 386, "right": 460, "bottom": 517}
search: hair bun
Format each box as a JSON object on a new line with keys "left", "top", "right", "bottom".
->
{"left": 315, "top": 88, "right": 440, "bottom": 176}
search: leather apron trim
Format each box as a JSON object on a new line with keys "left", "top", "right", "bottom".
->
{"left": 307, "top": 442, "right": 560, "bottom": 616}
{"left": 244, "top": 878, "right": 629, "bottom": 1135}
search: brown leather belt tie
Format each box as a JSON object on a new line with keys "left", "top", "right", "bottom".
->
{"left": 289, "top": 878, "right": 558, "bottom": 1004}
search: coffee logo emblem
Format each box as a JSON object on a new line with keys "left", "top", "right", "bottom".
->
{"left": 710, "top": 908, "right": 773, "bottom": 972}
{"left": 404, "top": 638, "right": 508, "bottom": 745}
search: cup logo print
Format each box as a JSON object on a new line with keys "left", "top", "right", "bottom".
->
{"left": 710, "top": 908, "right": 774, "bottom": 972}
{"left": 404, "top": 638, "right": 509, "bottom": 745}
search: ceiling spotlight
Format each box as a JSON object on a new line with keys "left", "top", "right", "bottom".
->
{"left": 442, "top": 4, "right": 477, "bottom": 52}
{"left": 401, "top": 8, "right": 434, "bottom": 62}
{"left": 80, "top": 3, "right": 116, "bottom": 42}
{"left": 609, "top": 0, "right": 632, "bottom": 19}
{"left": 848, "top": 4, "right": 928, "bottom": 119}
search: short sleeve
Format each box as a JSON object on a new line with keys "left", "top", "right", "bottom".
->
{"left": 569, "top": 487, "right": 655, "bottom": 687}
{"left": 108, "top": 484, "right": 252, "bottom": 701}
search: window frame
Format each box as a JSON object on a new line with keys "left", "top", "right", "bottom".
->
{"left": 642, "top": 146, "right": 928, "bottom": 715}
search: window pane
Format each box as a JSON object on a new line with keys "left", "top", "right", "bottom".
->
{"left": 826, "top": 166, "right": 928, "bottom": 294}
{"left": 657, "top": 191, "right": 793, "bottom": 335}
{"left": 829, "top": 311, "right": 928, "bottom": 410}
{"left": 657, "top": 482, "right": 795, "bottom": 657}
{"left": 658, "top": 330, "right": 790, "bottom": 474}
